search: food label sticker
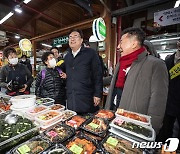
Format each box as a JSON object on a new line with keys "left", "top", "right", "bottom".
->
{"left": 114, "top": 118, "right": 124, "bottom": 125}
{"left": 68, "top": 120, "right": 77, "bottom": 124}
{"left": 69, "top": 144, "right": 83, "bottom": 154}
{"left": 88, "top": 122, "right": 99, "bottom": 129}
{"left": 18, "top": 144, "right": 31, "bottom": 154}
{"left": 106, "top": 136, "right": 118, "bottom": 147}
{"left": 39, "top": 115, "right": 46, "bottom": 120}
{"left": 47, "top": 130, "right": 58, "bottom": 137}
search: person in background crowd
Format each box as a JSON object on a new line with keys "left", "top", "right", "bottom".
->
{"left": 83, "top": 39, "right": 108, "bottom": 77}
{"left": 50, "top": 47, "right": 64, "bottom": 67}
{"left": 156, "top": 39, "right": 180, "bottom": 145}
{"left": 20, "top": 55, "right": 32, "bottom": 74}
{"left": 64, "top": 29, "right": 103, "bottom": 114}
{"left": 35, "top": 51, "right": 66, "bottom": 105}
{"left": 143, "top": 40, "right": 160, "bottom": 58}
{"left": 83, "top": 39, "right": 90, "bottom": 48}
{"left": 0, "top": 47, "right": 33, "bottom": 96}
{"left": 105, "top": 27, "right": 168, "bottom": 133}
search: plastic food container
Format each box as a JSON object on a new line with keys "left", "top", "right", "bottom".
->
{"left": 42, "top": 124, "right": 75, "bottom": 143}
{"left": 101, "top": 133, "right": 142, "bottom": 154}
{"left": 10, "top": 95, "right": 36, "bottom": 109}
{"left": 95, "top": 109, "right": 115, "bottom": 120}
{"left": 66, "top": 134, "right": 97, "bottom": 154}
{"left": 9, "top": 135, "right": 50, "bottom": 154}
{"left": 65, "top": 115, "right": 86, "bottom": 130}
{"left": 36, "top": 98, "right": 55, "bottom": 106}
{"left": 110, "top": 117, "right": 156, "bottom": 142}
{"left": 49, "top": 104, "right": 65, "bottom": 112}
{"left": 115, "top": 108, "right": 151, "bottom": 126}
{"left": 0, "top": 108, "right": 4, "bottom": 114}
{"left": 43, "top": 144, "right": 73, "bottom": 154}
{"left": 35, "top": 110, "right": 62, "bottom": 126}
{"left": 81, "top": 117, "right": 109, "bottom": 137}
{"left": 0, "top": 111, "right": 38, "bottom": 151}
{"left": 60, "top": 110, "right": 77, "bottom": 121}
{"left": 26, "top": 105, "right": 49, "bottom": 120}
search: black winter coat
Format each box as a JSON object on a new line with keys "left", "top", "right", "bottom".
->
{"left": 0, "top": 63, "right": 33, "bottom": 94}
{"left": 35, "top": 67, "right": 66, "bottom": 105}
{"left": 165, "top": 54, "right": 180, "bottom": 116}
{"left": 64, "top": 47, "right": 103, "bottom": 113}
{"left": 20, "top": 59, "right": 32, "bottom": 74}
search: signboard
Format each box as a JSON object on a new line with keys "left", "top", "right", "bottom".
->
{"left": 19, "top": 39, "right": 32, "bottom": 51}
{"left": 92, "top": 17, "right": 106, "bottom": 41}
{"left": 53, "top": 36, "right": 69, "bottom": 46}
{"left": 154, "top": 7, "right": 180, "bottom": 26}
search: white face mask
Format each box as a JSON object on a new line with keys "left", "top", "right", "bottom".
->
{"left": 48, "top": 58, "right": 56, "bottom": 68}
{"left": 9, "top": 58, "right": 18, "bottom": 65}
{"left": 22, "top": 59, "right": 26, "bottom": 62}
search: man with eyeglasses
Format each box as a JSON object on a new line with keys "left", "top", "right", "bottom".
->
{"left": 64, "top": 29, "right": 103, "bottom": 114}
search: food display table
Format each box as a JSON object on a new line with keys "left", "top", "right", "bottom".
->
{"left": 0, "top": 95, "right": 159, "bottom": 154}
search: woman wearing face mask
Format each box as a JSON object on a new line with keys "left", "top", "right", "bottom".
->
{"left": 35, "top": 51, "right": 66, "bottom": 105}
{"left": 20, "top": 55, "right": 32, "bottom": 74}
{"left": 0, "top": 47, "right": 33, "bottom": 96}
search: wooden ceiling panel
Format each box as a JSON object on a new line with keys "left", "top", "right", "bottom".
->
{"left": 0, "top": 0, "right": 104, "bottom": 46}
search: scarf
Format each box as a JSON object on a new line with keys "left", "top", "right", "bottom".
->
{"left": 115, "top": 47, "right": 145, "bottom": 88}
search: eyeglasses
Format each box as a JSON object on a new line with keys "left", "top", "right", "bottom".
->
{"left": 69, "top": 35, "right": 81, "bottom": 40}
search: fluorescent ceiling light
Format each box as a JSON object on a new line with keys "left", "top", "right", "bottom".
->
{"left": 15, "top": 35, "right": 20, "bottom": 39}
{"left": 174, "top": 0, "right": 180, "bottom": 8}
{"left": 0, "top": 12, "right": 14, "bottom": 24}
{"left": 23, "top": 0, "right": 31, "bottom": 4}
{"left": 15, "top": 6, "right": 22, "bottom": 13}
{"left": 42, "top": 43, "right": 52, "bottom": 48}
{"left": 150, "top": 37, "right": 180, "bottom": 43}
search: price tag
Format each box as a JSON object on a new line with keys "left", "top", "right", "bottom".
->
{"left": 114, "top": 118, "right": 124, "bottom": 125}
{"left": 18, "top": 144, "right": 31, "bottom": 154}
{"left": 88, "top": 122, "right": 99, "bottom": 129}
{"left": 47, "top": 130, "right": 58, "bottom": 137}
{"left": 39, "top": 115, "right": 46, "bottom": 120}
{"left": 68, "top": 120, "right": 77, "bottom": 124}
{"left": 69, "top": 144, "right": 83, "bottom": 154}
{"left": 106, "top": 136, "right": 118, "bottom": 147}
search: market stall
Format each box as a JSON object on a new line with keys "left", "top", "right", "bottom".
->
{"left": 0, "top": 93, "right": 158, "bottom": 154}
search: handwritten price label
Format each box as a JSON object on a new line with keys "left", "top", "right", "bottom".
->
{"left": 69, "top": 144, "right": 83, "bottom": 154}
{"left": 88, "top": 122, "right": 99, "bottom": 129}
{"left": 106, "top": 136, "right": 118, "bottom": 147}
{"left": 114, "top": 118, "right": 124, "bottom": 125}
{"left": 18, "top": 144, "right": 30, "bottom": 154}
{"left": 47, "top": 130, "right": 58, "bottom": 137}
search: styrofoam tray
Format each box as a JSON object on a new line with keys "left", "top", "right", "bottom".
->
{"left": 110, "top": 117, "right": 155, "bottom": 142}
{"left": 115, "top": 109, "right": 151, "bottom": 126}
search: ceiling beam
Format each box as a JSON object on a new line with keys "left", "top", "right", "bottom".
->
{"left": 112, "top": 0, "right": 172, "bottom": 16}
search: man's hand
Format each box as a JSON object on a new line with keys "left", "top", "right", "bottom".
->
{"left": 19, "top": 84, "right": 27, "bottom": 92}
{"left": 60, "top": 72, "right": 67, "bottom": 79}
{"left": 94, "top": 96, "right": 101, "bottom": 106}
